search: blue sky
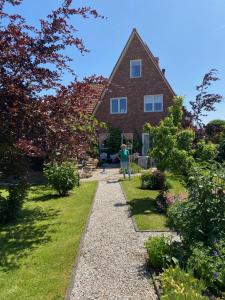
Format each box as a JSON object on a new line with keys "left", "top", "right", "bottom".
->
{"left": 6, "top": 0, "right": 225, "bottom": 123}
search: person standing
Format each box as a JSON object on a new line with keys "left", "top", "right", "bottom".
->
{"left": 118, "top": 144, "right": 131, "bottom": 180}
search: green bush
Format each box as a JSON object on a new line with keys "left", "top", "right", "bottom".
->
{"left": 205, "top": 119, "right": 225, "bottom": 143}
{"left": 129, "top": 162, "right": 142, "bottom": 174}
{"left": 119, "top": 162, "right": 142, "bottom": 174}
{"left": 187, "top": 241, "right": 225, "bottom": 293}
{"left": 194, "top": 140, "right": 217, "bottom": 162}
{"left": 141, "top": 170, "right": 166, "bottom": 190}
{"left": 177, "top": 128, "right": 195, "bottom": 151}
{"left": 105, "top": 127, "right": 121, "bottom": 154}
{"left": 170, "top": 148, "right": 195, "bottom": 177}
{"left": 145, "top": 236, "right": 170, "bottom": 269}
{"left": 44, "top": 161, "right": 79, "bottom": 196}
{"left": 167, "top": 164, "right": 225, "bottom": 247}
{"left": 160, "top": 266, "right": 207, "bottom": 300}
{"left": 0, "top": 183, "right": 28, "bottom": 223}
{"left": 217, "top": 138, "right": 225, "bottom": 162}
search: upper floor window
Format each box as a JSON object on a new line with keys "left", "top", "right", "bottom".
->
{"left": 130, "top": 59, "right": 142, "bottom": 78}
{"left": 144, "top": 95, "right": 163, "bottom": 112}
{"left": 110, "top": 97, "right": 127, "bottom": 114}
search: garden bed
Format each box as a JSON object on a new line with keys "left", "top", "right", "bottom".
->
{"left": 121, "top": 174, "right": 186, "bottom": 231}
{"left": 0, "top": 182, "right": 97, "bottom": 300}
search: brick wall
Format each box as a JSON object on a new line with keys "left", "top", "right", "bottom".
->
{"left": 95, "top": 31, "right": 175, "bottom": 135}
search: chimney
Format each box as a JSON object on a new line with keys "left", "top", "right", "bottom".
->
{"left": 162, "top": 68, "right": 166, "bottom": 75}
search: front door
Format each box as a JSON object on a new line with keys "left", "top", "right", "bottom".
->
{"left": 142, "top": 133, "right": 150, "bottom": 156}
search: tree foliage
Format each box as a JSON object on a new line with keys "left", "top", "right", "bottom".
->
{"left": 168, "top": 164, "right": 225, "bottom": 247}
{"left": 0, "top": 0, "right": 106, "bottom": 177}
{"left": 105, "top": 127, "right": 121, "bottom": 154}
{"left": 205, "top": 119, "right": 225, "bottom": 143}
{"left": 189, "top": 69, "right": 223, "bottom": 128}
{"left": 145, "top": 96, "right": 195, "bottom": 176}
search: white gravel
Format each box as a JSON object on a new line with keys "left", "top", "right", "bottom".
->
{"left": 69, "top": 181, "right": 158, "bottom": 300}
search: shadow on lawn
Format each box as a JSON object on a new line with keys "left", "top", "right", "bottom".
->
{"left": 128, "top": 197, "right": 159, "bottom": 216}
{"left": 28, "top": 185, "right": 59, "bottom": 202}
{"left": 32, "top": 194, "right": 59, "bottom": 202}
{"left": 0, "top": 206, "right": 60, "bottom": 271}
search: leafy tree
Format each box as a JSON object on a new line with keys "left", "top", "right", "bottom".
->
{"left": 217, "top": 137, "right": 225, "bottom": 162}
{"left": 0, "top": 0, "right": 105, "bottom": 178}
{"left": 189, "top": 69, "right": 223, "bottom": 128}
{"left": 145, "top": 96, "right": 195, "bottom": 176}
{"left": 105, "top": 127, "right": 121, "bottom": 154}
{"left": 168, "top": 96, "right": 183, "bottom": 127}
{"left": 145, "top": 114, "right": 177, "bottom": 171}
{"left": 177, "top": 129, "right": 195, "bottom": 151}
{"left": 205, "top": 119, "right": 225, "bottom": 143}
{"left": 194, "top": 140, "right": 217, "bottom": 163}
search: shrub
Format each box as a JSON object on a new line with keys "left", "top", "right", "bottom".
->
{"left": 0, "top": 182, "right": 28, "bottom": 223}
{"left": 170, "top": 148, "right": 195, "bottom": 177}
{"left": 160, "top": 266, "right": 207, "bottom": 300}
{"left": 177, "top": 128, "right": 195, "bottom": 151}
{"left": 119, "top": 162, "right": 142, "bottom": 174}
{"left": 187, "top": 241, "right": 225, "bottom": 293}
{"left": 167, "top": 164, "right": 225, "bottom": 247}
{"left": 141, "top": 170, "right": 166, "bottom": 190}
{"left": 194, "top": 140, "right": 217, "bottom": 162}
{"left": 156, "top": 190, "right": 172, "bottom": 213}
{"left": 205, "top": 119, "right": 225, "bottom": 143}
{"left": 44, "top": 161, "right": 79, "bottom": 196}
{"left": 145, "top": 236, "right": 170, "bottom": 269}
{"left": 156, "top": 191, "right": 188, "bottom": 213}
{"left": 105, "top": 127, "right": 121, "bottom": 154}
{"left": 129, "top": 162, "right": 142, "bottom": 174}
{"left": 217, "top": 138, "right": 225, "bottom": 162}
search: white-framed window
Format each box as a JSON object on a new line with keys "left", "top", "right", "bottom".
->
{"left": 144, "top": 95, "right": 163, "bottom": 112}
{"left": 130, "top": 59, "right": 142, "bottom": 78}
{"left": 110, "top": 97, "right": 127, "bottom": 114}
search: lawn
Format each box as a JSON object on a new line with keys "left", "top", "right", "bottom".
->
{"left": 121, "top": 174, "right": 186, "bottom": 231}
{"left": 0, "top": 181, "right": 97, "bottom": 300}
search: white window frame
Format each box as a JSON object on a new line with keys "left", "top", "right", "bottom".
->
{"left": 144, "top": 94, "right": 163, "bottom": 112}
{"left": 110, "top": 97, "right": 127, "bottom": 114}
{"left": 130, "top": 59, "right": 142, "bottom": 78}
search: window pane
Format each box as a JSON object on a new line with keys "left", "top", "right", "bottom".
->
{"left": 144, "top": 95, "right": 154, "bottom": 112}
{"left": 131, "top": 60, "right": 141, "bottom": 77}
{"left": 145, "top": 103, "right": 153, "bottom": 112}
{"left": 120, "top": 98, "right": 127, "bottom": 113}
{"left": 154, "top": 102, "right": 162, "bottom": 111}
{"left": 111, "top": 99, "right": 118, "bottom": 113}
{"left": 154, "top": 95, "right": 163, "bottom": 111}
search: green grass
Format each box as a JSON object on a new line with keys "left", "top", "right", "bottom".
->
{"left": 121, "top": 174, "right": 185, "bottom": 231}
{"left": 0, "top": 181, "right": 97, "bottom": 300}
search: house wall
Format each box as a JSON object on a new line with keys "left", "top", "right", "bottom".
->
{"left": 95, "top": 33, "right": 175, "bottom": 135}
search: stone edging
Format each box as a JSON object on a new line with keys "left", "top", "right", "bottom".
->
{"left": 64, "top": 181, "right": 99, "bottom": 300}
{"left": 119, "top": 182, "right": 175, "bottom": 233}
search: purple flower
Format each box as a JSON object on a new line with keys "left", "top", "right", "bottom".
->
{"left": 213, "top": 250, "right": 219, "bottom": 257}
{"left": 214, "top": 273, "right": 219, "bottom": 279}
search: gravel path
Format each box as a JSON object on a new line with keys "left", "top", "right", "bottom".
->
{"left": 69, "top": 181, "right": 158, "bottom": 300}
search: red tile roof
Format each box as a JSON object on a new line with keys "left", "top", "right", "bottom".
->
{"left": 86, "top": 84, "right": 105, "bottom": 114}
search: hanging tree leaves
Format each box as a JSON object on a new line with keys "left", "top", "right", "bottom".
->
{"left": 189, "top": 69, "right": 223, "bottom": 128}
{"left": 0, "top": 0, "right": 106, "bottom": 177}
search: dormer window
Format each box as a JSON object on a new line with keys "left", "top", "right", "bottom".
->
{"left": 130, "top": 59, "right": 142, "bottom": 78}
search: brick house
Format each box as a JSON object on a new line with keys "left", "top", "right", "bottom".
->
{"left": 93, "top": 28, "right": 175, "bottom": 155}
